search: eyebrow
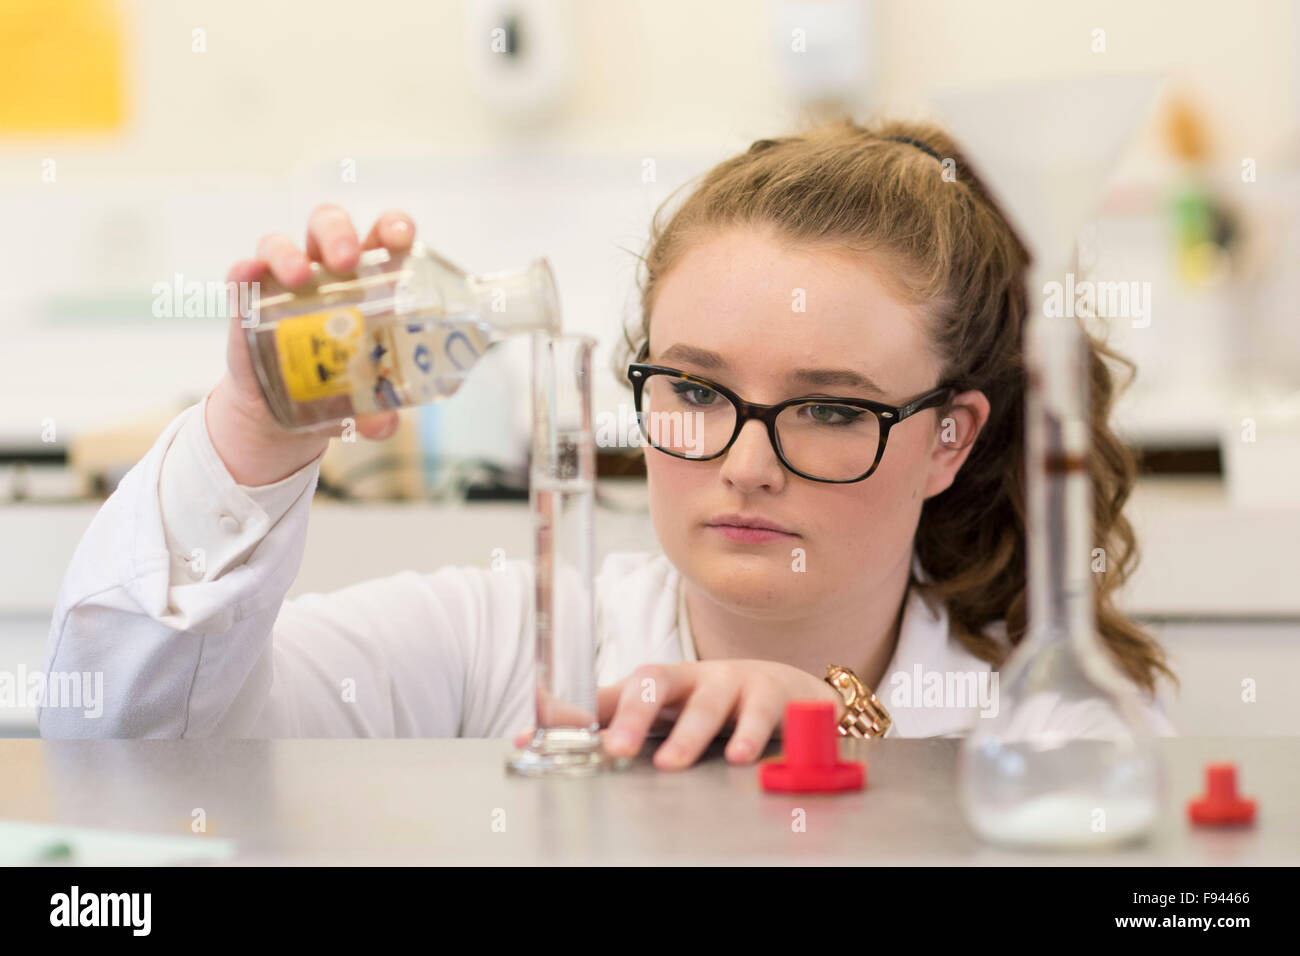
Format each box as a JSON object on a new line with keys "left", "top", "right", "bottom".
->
{"left": 656, "top": 343, "right": 888, "bottom": 396}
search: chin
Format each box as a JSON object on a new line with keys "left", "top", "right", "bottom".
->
{"left": 681, "top": 545, "right": 803, "bottom": 611}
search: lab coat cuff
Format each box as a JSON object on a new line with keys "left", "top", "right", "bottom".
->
{"left": 158, "top": 389, "right": 317, "bottom": 584}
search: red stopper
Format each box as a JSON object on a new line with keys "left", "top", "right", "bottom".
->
{"left": 1188, "top": 763, "right": 1256, "bottom": 826}
{"left": 759, "top": 700, "right": 865, "bottom": 793}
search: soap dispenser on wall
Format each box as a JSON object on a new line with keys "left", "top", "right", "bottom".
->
{"left": 466, "top": 0, "right": 578, "bottom": 126}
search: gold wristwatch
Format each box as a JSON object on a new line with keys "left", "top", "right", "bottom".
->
{"left": 824, "top": 665, "right": 892, "bottom": 738}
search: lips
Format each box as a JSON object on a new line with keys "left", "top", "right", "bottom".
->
{"left": 706, "top": 513, "right": 798, "bottom": 536}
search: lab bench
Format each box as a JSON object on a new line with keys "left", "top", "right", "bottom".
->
{"left": 0, "top": 737, "right": 1293, "bottom": 865}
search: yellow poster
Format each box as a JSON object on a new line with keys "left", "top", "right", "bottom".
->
{"left": 0, "top": 0, "right": 126, "bottom": 133}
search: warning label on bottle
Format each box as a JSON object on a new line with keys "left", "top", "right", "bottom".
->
{"left": 274, "top": 307, "right": 365, "bottom": 402}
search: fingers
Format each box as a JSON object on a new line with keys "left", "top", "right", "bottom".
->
{"left": 304, "top": 203, "right": 361, "bottom": 273}
{"left": 254, "top": 233, "right": 313, "bottom": 288}
{"left": 227, "top": 206, "right": 417, "bottom": 448}
{"left": 255, "top": 203, "right": 407, "bottom": 292}
{"left": 224, "top": 258, "right": 267, "bottom": 334}
{"left": 594, "top": 684, "right": 628, "bottom": 727}
{"left": 361, "top": 209, "right": 417, "bottom": 253}
{"left": 723, "top": 681, "right": 784, "bottom": 764}
{"left": 352, "top": 412, "right": 399, "bottom": 441}
{"left": 514, "top": 667, "right": 791, "bottom": 769}
{"left": 515, "top": 669, "right": 785, "bottom": 768}
{"left": 512, "top": 683, "right": 605, "bottom": 750}
{"left": 603, "top": 664, "right": 692, "bottom": 759}
{"left": 513, "top": 683, "right": 662, "bottom": 755}
{"left": 245, "top": 227, "right": 312, "bottom": 344}
{"left": 225, "top": 258, "right": 266, "bottom": 286}
{"left": 652, "top": 674, "right": 742, "bottom": 770}
{"left": 537, "top": 687, "right": 600, "bottom": 729}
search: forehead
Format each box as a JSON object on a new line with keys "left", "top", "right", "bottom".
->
{"left": 647, "top": 227, "right": 938, "bottom": 397}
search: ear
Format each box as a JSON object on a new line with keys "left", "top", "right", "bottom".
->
{"left": 922, "top": 389, "right": 991, "bottom": 499}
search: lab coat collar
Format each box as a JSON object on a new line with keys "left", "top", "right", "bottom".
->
{"left": 876, "top": 555, "right": 1000, "bottom": 737}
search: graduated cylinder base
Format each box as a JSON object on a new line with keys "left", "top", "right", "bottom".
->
{"left": 506, "top": 728, "right": 630, "bottom": 777}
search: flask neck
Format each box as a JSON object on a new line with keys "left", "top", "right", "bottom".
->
{"left": 1025, "top": 315, "right": 1097, "bottom": 645}
{"left": 1031, "top": 422, "right": 1097, "bottom": 642}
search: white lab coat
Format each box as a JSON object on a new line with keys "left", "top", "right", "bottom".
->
{"left": 38, "top": 391, "right": 1175, "bottom": 739}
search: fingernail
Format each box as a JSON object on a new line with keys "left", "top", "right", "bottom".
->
{"left": 333, "top": 239, "right": 357, "bottom": 261}
{"left": 606, "top": 730, "right": 631, "bottom": 753}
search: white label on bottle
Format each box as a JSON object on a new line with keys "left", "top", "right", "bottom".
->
{"left": 324, "top": 310, "right": 358, "bottom": 340}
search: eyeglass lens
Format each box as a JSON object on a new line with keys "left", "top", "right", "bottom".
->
{"left": 639, "top": 373, "right": 881, "bottom": 481}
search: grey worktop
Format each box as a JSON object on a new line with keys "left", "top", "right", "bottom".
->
{"left": 1, "top": 737, "right": 1293, "bottom": 865}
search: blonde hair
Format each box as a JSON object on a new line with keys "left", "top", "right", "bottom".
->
{"left": 616, "top": 116, "right": 1175, "bottom": 696}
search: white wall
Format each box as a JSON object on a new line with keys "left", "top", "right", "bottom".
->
{"left": 3, "top": 0, "right": 1296, "bottom": 440}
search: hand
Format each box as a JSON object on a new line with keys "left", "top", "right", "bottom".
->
{"left": 209, "top": 204, "right": 419, "bottom": 485}
{"left": 512, "top": 660, "right": 845, "bottom": 771}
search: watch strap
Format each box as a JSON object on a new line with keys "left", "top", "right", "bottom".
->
{"left": 825, "top": 665, "right": 892, "bottom": 738}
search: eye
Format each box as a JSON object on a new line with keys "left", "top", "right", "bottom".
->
{"left": 670, "top": 380, "right": 720, "bottom": 406}
{"left": 800, "top": 403, "right": 865, "bottom": 426}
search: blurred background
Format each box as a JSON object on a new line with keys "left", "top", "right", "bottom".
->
{"left": 1, "top": 0, "right": 1297, "bottom": 735}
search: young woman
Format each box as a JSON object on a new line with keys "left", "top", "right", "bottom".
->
{"left": 42, "top": 118, "right": 1175, "bottom": 765}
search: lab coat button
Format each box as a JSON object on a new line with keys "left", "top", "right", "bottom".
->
{"left": 218, "top": 514, "right": 241, "bottom": 534}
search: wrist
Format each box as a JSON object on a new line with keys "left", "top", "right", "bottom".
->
{"left": 206, "top": 376, "right": 329, "bottom": 486}
{"left": 813, "top": 673, "right": 849, "bottom": 723}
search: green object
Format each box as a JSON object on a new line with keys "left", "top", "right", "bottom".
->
{"left": 0, "top": 820, "right": 237, "bottom": 866}
{"left": 1170, "top": 183, "right": 1214, "bottom": 247}
{"left": 36, "top": 840, "right": 74, "bottom": 861}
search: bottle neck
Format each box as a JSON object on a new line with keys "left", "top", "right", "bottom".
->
{"left": 467, "top": 260, "right": 561, "bottom": 335}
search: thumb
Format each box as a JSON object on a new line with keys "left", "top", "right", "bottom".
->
{"left": 596, "top": 684, "right": 623, "bottom": 726}
{"left": 354, "top": 411, "right": 399, "bottom": 440}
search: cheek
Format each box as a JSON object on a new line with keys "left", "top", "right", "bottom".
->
{"left": 880, "top": 422, "right": 936, "bottom": 498}
{"left": 819, "top": 430, "right": 932, "bottom": 558}
{"left": 645, "top": 453, "right": 704, "bottom": 540}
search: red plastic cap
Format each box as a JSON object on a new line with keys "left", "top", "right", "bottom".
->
{"left": 759, "top": 700, "right": 865, "bottom": 793}
{"left": 1188, "top": 762, "right": 1256, "bottom": 825}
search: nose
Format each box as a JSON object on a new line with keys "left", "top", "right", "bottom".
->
{"left": 718, "top": 419, "right": 786, "bottom": 493}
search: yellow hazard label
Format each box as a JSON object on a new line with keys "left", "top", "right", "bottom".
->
{"left": 273, "top": 307, "right": 364, "bottom": 403}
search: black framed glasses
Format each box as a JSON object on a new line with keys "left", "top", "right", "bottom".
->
{"left": 626, "top": 344, "right": 955, "bottom": 483}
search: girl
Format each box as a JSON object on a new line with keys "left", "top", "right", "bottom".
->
{"left": 41, "top": 118, "right": 1175, "bottom": 764}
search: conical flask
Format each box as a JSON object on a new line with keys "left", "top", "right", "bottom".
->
{"left": 956, "top": 301, "right": 1165, "bottom": 849}
{"left": 245, "top": 243, "right": 560, "bottom": 431}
